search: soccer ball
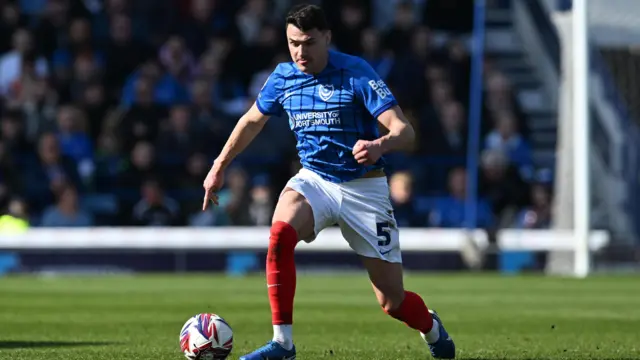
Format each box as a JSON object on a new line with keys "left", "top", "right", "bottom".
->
{"left": 179, "top": 313, "right": 233, "bottom": 360}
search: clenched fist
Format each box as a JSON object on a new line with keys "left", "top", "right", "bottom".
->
{"left": 352, "top": 140, "right": 383, "bottom": 166}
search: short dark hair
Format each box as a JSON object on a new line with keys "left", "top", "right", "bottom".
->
{"left": 286, "top": 4, "right": 329, "bottom": 32}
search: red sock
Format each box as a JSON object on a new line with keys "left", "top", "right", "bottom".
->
{"left": 384, "top": 291, "right": 434, "bottom": 334}
{"left": 266, "top": 221, "right": 298, "bottom": 325}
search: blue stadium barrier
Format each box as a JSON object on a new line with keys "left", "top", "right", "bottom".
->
{"left": 464, "top": 0, "right": 486, "bottom": 229}
{"left": 0, "top": 252, "right": 20, "bottom": 275}
{"left": 226, "top": 252, "right": 260, "bottom": 276}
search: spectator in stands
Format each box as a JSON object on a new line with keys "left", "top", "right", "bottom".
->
{"left": 238, "top": 22, "right": 280, "bottom": 95}
{"left": 40, "top": 184, "right": 93, "bottom": 227}
{"left": 122, "top": 56, "right": 189, "bottom": 107}
{"left": 80, "top": 80, "right": 112, "bottom": 142}
{"left": 216, "top": 166, "right": 252, "bottom": 226}
{"left": 484, "top": 110, "right": 532, "bottom": 168}
{"left": 388, "top": 171, "right": 425, "bottom": 227}
{"left": 195, "top": 51, "right": 247, "bottom": 118}
{"left": 1, "top": 110, "right": 30, "bottom": 156}
{"left": 0, "top": 3, "right": 26, "bottom": 54}
{"left": 445, "top": 39, "right": 471, "bottom": 102}
{"left": 17, "top": 62, "right": 58, "bottom": 140}
{"left": 51, "top": 17, "right": 104, "bottom": 85}
{"left": 178, "top": 0, "right": 229, "bottom": 57}
{"left": 360, "top": 28, "right": 394, "bottom": 81}
{"left": 67, "top": 53, "right": 102, "bottom": 105}
{"left": 1, "top": 196, "right": 30, "bottom": 226}
{"left": 0, "top": 140, "right": 15, "bottom": 211}
{"left": 236, "top": 0, "right": 272, "bottom": 47}
{"left": 0, "top": 29, "right": 49, "bottom": 99}
{"left": 118, "top": 75, "right": 166, "bottom": 151}
{"left": 333, "top": 1, "right": 367, "bottom": 55}
{"left": 383, "top": 1, "right": 418, "bottom": 56}
{"left": 0, "top": 0, "right": 552, "bottom": 229}
{"left": 428, "top": 167, "right": 494, "bottom": 228}
{"left": 118, "top": 141, "right": 159, "bottom": 190}
{"left": 389, "top": 26, "right": 432, "bottom": 106}
{"left": 103, "top": 14, "right": 151, "bottom": 98}
{"left": 179, "top": 152, "right": 209, "bottom": 191}
{"left": 159, "top": 35, "right": 196, "bottom": 86}
{"left": 23, "top": 132, "right": 82, "bottom": 212}
{"left": 423, "top": 100, "right": 467, "bottom": 157}
{"left": 513, "top": 183, "right": 552, "bottom": 229}
{"left": 131, "top": 179, "right": 181, "bottom": 226}
{"left": 483, "top": 70, "right": 529, "bottom": 138}
{"left": 248, "top": 174, "right": 273, "bottom": 226}
{"left": 421, "top": 79, "right": 455, "bottom": 127}
{"left": 156, "top": 104, "right": 204, "bottom": 160}
{"left": 55, "top": 105, "right": 94, "bottom": 182}
{"left": 33, "top": 0, "right": 70, "bottom": 61}
{"left": 94, "top": 131, "right": 125, "bottom": 191}
{"left": 478, "top": 149, "right": 530, "bottom": 227}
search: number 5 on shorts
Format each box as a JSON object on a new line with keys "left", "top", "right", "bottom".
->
{"left": 376, "top": 221, "right": 391, "bottom": 246}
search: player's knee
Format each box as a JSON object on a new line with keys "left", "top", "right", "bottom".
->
{"left": 270, "top": 221, "right": 297, "bottom": 242}
{"left": 267, "top": 221, "right": 299, "bottom": 263}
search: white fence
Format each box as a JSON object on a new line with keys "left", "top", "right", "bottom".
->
{"left": 0, "top": 228, "right": 610, "bottom": 252}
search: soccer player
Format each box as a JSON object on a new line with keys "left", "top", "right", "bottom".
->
{"left": 202, "top": 4, "right": 456, "bottom": 360}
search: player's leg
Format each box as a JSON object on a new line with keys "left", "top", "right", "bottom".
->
{"left": 362, "top": 256, "right": 455, "bottom": 359}
{"left": 239, "top": 188, "right": 311, "bottom": 360}
{"left": 267, "top": 188, "right": 314, "bottom": 347}
{"left": 338, "top": 177, "right": 455, "bottom": 359}
{"left": 241, "top": 169, "right": 339, "bottom": 360}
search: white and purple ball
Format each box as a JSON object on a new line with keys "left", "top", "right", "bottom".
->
{"left": 179, "top": 313, "right": 233, "bottom": 360}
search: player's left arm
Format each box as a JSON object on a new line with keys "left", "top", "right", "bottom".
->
{"left": 351, "top": 60, "right": 415, "bottom": 165}
{"left": 353, "top": 106, "right": 415, "bottom": 165}
{"left": 374, "top": 105, "right": 415, "bottom": 153}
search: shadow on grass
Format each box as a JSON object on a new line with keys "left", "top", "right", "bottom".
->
{"left": 0, "top": 341, "right": 118, "bottom": 349}
{"left": 463, "top": 358, "right": 640, "bottom": 360}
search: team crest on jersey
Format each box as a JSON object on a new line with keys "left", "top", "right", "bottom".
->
{"left": 319, "top": 84, "right": 334, "bottom": 101}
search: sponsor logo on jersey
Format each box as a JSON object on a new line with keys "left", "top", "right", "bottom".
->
{"left": 292, "top": 110, "right": 341, "bottom": 128}
{"left": 368, "top": 79, "right": 392, "bottom": 99}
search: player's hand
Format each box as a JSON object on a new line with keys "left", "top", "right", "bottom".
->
{"left": 352, "top": 140, "right": 382, "bottom": 166}
{"left": 202, "top": 162, "right": 225, "bottom": 211}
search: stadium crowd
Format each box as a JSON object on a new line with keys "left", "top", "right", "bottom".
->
{"left": 0, "top": 0, "right": 552, "bottom": 230}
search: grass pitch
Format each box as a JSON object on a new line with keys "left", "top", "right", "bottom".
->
{"left": 0, "top": 273, "right": 639, "bottom": 359}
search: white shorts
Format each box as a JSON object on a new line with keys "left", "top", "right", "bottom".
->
{"left": 281, "top": 168, "right": 401, "bottom": 263}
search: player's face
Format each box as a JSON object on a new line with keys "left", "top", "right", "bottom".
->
{"left": 286, "top": 24, "right": 330, "bottom": 74}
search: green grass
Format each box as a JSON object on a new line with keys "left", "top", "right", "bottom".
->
{"left": 0, "top": 273, "right": 639, "bottom": 359}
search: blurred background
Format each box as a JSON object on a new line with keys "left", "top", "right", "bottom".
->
{"left": 0, "top": 0, "right": 638, "bottom": 275}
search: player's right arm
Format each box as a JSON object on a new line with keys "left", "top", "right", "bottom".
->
{"left": 212, "top": 103, "right": 270, "bottom": 171}
{"left": 202, "top": 104, "right": 270, "bottom": 210}
{"left": 202, "top": 68, "right": 284, "bottom": 210}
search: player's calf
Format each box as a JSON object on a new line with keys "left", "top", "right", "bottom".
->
{"left": 383, "top": 290, "right": 456, "bottom": 359}
{"left": 266, "top": 220, "right": 298, "bottom": 352}
{"left": 383, "top": 290, "right": 435, "bottom": 335}
{"left": 265, "top": 188, "right": 314, "bottom": 351}
{"left": 267, "top": 221, "right": 298, "bottom": 327}
{"left": 362, "top": 257, "right": 455, "bottom": 358}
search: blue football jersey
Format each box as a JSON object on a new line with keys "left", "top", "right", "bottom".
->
{"left": 256, "top": 50, "right": 398, "bottom": 183}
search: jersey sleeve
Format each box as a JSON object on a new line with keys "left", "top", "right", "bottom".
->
{"left": 351, "top": 59, "right": 398, "bottom": 118}
{"left": 255, "top": 66, "right": 284, "bottom": 116}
